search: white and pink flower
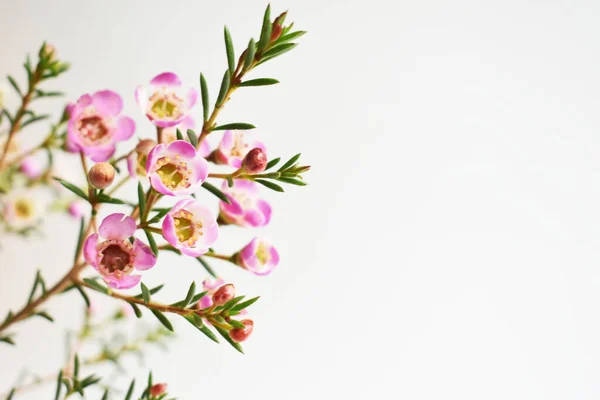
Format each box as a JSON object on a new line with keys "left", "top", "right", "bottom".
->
{"left": 19, "top": 157, "right": 43, "bottom": 179}
{"left": 215, "top": 130, "right": 265, "bottom": 168}
{"left": 162, "top": 198, "right": 218, "bottom": 257}
{"left": 145, "top": 140, "right": 209, "bottom": 196}
{"left": 66, "top": 90, "right": 136, "bottom": 162}
{"left": 238, "top": 238, "right": 279, "bottom": 276}
{"left": 83, "top": 213, "right": 156, "bottom": 289}
{"left": 135, "top": 72, "right": 197, "bottom": 128}
{"left": 219, "top": 180, "right": 272, "bottom": 227}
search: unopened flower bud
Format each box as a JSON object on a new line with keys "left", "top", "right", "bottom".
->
{"left": 135, "top": 139, "right": 157, "bottom": 155}
{"left": 42, "top": 43, "right": 56, "bottom": 61}
{"left": 230, "top": 319, "right": 254, "bottom": 343}
{"left": 68, "top": 200, "right": 87, "bottom": 219}
{"left": 150, "top": 383, "right": 168, "bottom": 396}
{"left": 88, "top": 162, "right": 115, "bottom": 189}
{"left": 19, "top": 157, "right": 43, "bottom": 179}
{"left": 212, "top": 283, "right": 235, "bottom": 306}
{"left": 242, "top": 148, "right": 267, "bottom": 174}
{"left": 270, "top": 24, "right": 283, "bottom": 41}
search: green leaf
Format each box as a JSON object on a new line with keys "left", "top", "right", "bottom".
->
{"left": 196, "top": 257, "right": 217, "bottom": 278}
{"left": 54, "top": 369, "right": 63, "bottom": 400}
{"left": 80, "top": 374, "right": 101, "bottom": 388}
{"left": 147, "top": 208, "right": 171, "bottom": 224}
{"left": 238, "top": 78, "right": 279, "bottom": 87}
{"left": 82, "top": 278, "right": 109, "bottom": 294}
{"left": 20, "top": 114, "right": 50, "bottom": 129}
{"left": 258, "top": 43, "right": 298, "bottom": 65}
{"left": 101, "top": 389, "right": 109, "bottom": 400}
{"left": 96, "top": 193, "right": 128, "bottom": 204}
{"left": 201, "top": 181, "right": 230, "bottom": 204}
{"left": 230, "top": 296, "right": 260, "bottom": 312}
{"left": 190, "top": 290, "right": 208, "bottom": 305}
{"left": 147, "top": 372, "right": 153, "bottom": 400}
{"left": 74, "top": 217, "right": 85, "bottom": 263}
{"left": 138, "top": 182, "right": 146, "bottom": 221}
{"left": 228, "top": 319, "right": 246, "bottom": 329}
{"left": 224, "top": 26, "right": 235, "bottom": 74}
{"left": 212, "top": 123, "right": 256, "bottom": 131}
{"left": 54, "top": 177, "right": 88, "bottom": 201}
{"left": 200, "top": 73, "right": 209, "bottom": 122}
{"left": 265, "top": 157, "right": 280, "bottom": 170}
{"left": 124, "top": 379, "right": 135, "bottom": 400}
{"left": 129, "top": 302, "right": 142, "bottom": 318}
{"left": 27, "top": 270, "right": 41, "bottom": 304}
{"left": 7, "top": 75, "right": 21, "bottom": 96}
{"left": 278, "top": 153, "right": 301, "bottom": 171}
{"left": 255, "top": 179, "right": 284, "bottom": 192}
{"left": 214, "top": 325, "right": 244, "bottom": 354}
{"left": 151, "top": 309, "right": 174, "bottom": 332}
{"left": 244, "top": 38, "right": 257, "bottom": 70}
{"left": 141, "top": 282, "right": 151, "bottom": 304}
{"left": 276, "top": 30, "right": 307, "bottom": 44}
{"left": 5, "top": 388, "right": 15, "bottom": 400}
{"left": 216, "top": 70, "right": 231, "bottom": 107}
{"left": 182, "top": 281, "right": 196, "bottom": 308}
{"left": 185, "top": 315, "right": 219, "bottom": 343}
{"left": 176, "top": 128, "right": 184, "bottom": 141}
{"left": 0, "top": 336, "right": 15, "bottom": 345}
{"left": 278, "top": 177, "right": 307, "bottom": 186}
{"left": 1, "top": 109, "right": 13, "bottom": 125}
{"left": 74, "top": 354, "right": 80, "bottom": 378}
{"left": 34, "top": 311, "right": 54, "bottom": 322}
{"left": 227, "top": 176, "right": 234, "bottom": 187}
{"left": 187, "top": 129, "right": 198, "bottom": 147}
{"left": 257, "top": 4, "right": 272, "bottom": 52}
{"left": 144, "top": 229, "right": 158, "bottom": 256}
{"left": 75, "top": 284, "right": 90, "bottom": 307}
{"left": 134, "top": 284, "right": 164, "bottom": 299}
{"left": 223, "top": 295, "right": 245, "bottom": 311}
{"left": 193, "top": 313, "right": 205, "bottom": 327}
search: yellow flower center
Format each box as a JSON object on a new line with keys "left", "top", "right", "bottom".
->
{"left": 256, "top": 243, "right": 270, "bottom": 264}
{"left": 14, "top": 198, "right": 34, "bottom": 219}
{"left": 173, "top": 209, "right": 203, "bottom": 246}
{"left": 155, "top": 156, "right": 192, "bottom": 190}
{"left": 148, "top": 92, "right": 183, "bottom": 121}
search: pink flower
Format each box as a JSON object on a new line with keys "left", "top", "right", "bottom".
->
{"left": 229, "top": 319, "right": 254, "bottom": 343}
{"left": 83, "top": 213, "right": 156, "bottom": 289}
{"left": 19, "top": 157, "right": 43, "bottom": 179}
{"left": 127, "top": 139, "right": 156, "bottom": 179}
{"left": 150, "top": 383, "right": 168, "bottom": 397}
{"left": 66, "top": 90, "right": 136, "bottom": 162}
{"left": 238, "top": 238, "right": 279, "bottom": 276}
{"left": 68, "top": 200, "right": 88, "bottom": 219}
{"left": 215, "top": 130, "right": 265, "bottom": 168}
{"left": 161, "top": 198, "right": 218, "bottom": 257}
{"left": 135, "top": 72, "right": 197, "bottom": 128}
{"left": 198, "top": 277, "right": 226, "bottom": 309}
{"left": 146, "top": 140, "right": 209, "bottom": 196}
{"left": 219, "top": 180, "right": 272, "bottom": 227}
{"left": 161, "top": 116, "right": 211, "bottom": 157}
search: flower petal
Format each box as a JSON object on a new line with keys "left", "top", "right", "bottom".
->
{"left": 83, "top": 233, "right": 100, "bottom": 269}
{"left": 149, "top": 173, "right": 175, "bottom": 196}
{"left": 87, "top": 144, "right": 116, "bottom": 163}
{"left": 256, "top": 199, "right": 272, "bottom": 225}
{"left": 133, "top": 238, "right": 157, "bottom": 270}
{"left": 103, "top": 274, "right": 141, "bottom": 289}
{"left": 187, "top": 87, "right": 198, "bottom": 108}
{"left": 135, "top": 86, "right": 148, "bottom": 109}
{"left": 150, "top": 72, "right": 182, "bottom": 87}
{"left": 161, "top": 214, "right": 178, "bottom": 247}
{"left": 146, "top": 143, "right": 166, "bottom": 174}
{"left": 166, "top": 140, "right": 196, "bottom": 159}
{"left": 99, "top": 213, "right": 136, "bottom": 240}
{"left": 180, "top": 246, "right": 208, "bottom": 257}
{"left": 114, "top": 116, "right": 136, "bottom": 141}
{"left": 127, "top": 153, "right": 137, "bottom": 178}
{"left": 92, "top": 90, "right": 123, "bottom": 116}
{"left": 191, "top": 155, "right": 209, "bottom": 183}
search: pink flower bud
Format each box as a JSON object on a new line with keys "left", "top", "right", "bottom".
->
{"left": 242, "top": 148, "right": 267, "bottom": 174}
{"left": 136, "top": 139, "right": 157, "bottom": 155}
{"left": 212, "top": 283, "right": 235, "bottom": 306}
{"left": 19, "top": 157, "right": 43, "bottom": 179}
{"left": 230, "top": 319, "right": 254, "bottom": 343}
{"left": 150, "top": 383, "right": 168, "bottom": 396}
{"left": 68, "top": 200, "right": 87, "bottom": 219}
{"left": 88, "top": 162, "right": 115, "bottom": 189}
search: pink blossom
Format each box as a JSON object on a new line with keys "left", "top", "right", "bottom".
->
{"left": 215, "top": 130, "right": 265, "bottom": 168}
{"left": 161, "top": 116, "right": 211, "bottom": 157}
{"left": 238, "top": 238, "right": 279, "bottom": 276}
{"left": 83, "top": 213, "right": 156, "bottom": 289}
{"left": 219, "top": 180, "right": 272, "bottom": 227}
{"left": 66, "top": 90, "right": 136, "bottom": 162}
{"left": 161, "top": 198, "right": 218, "bottom": 257}
{"left": 19, "top": 157, "right": 43, "bottom": 179}
{"left": 135, "top": 72, "right": 197, "bottom": 128}
{"left": 146, "top": 140, "right": 208, "bottom": 196}
{"left": 198, "top": 277, "right": 226, "bottom": 309}
{"left": 68, "top": 200, "right": 87, "bottom": 219}
{"left": 127, "top": 139, "right": 156, "bottom": 179}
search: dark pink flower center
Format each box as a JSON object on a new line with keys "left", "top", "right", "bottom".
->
{"left": 101, "top": 244, "right": 131, "bottom": 273}
{"left": 77, "top": 115, "right": 109, "bottom": 143}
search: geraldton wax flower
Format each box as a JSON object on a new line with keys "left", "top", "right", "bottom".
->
{"left": 66, "top": 90, "right": 136, "bottom": 162}
{"left": 219, "top": 180, "right": 272, "bottom": 227}
{"left": 198, "top": 277, "right": 226, "bottom": 309}
{"left": 146, "top": 140, "right": 208, "bottom": 196}
{"left": 2, "top": 192, "right": 39, "bottom": 229}
{"left": 215, "top": 130, "right": 265, "bottom": 168}
{"left": 127, "top": 139, "right": 156, "bottom": 179}
{"left": 238, "top": 237, "right": 280, "bottom": 276}
{"left": 84, "top": 213, "right": 156, "bottom": 289}
{"left": 135, "top": 72, "right": 197, "bottom": 128}
{"left": 162, "top": 198, "right": 218, "bottom": 256}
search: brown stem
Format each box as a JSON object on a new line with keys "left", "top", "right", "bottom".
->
{"left": 204, "top": 252, "right": 234, "bottom": 262}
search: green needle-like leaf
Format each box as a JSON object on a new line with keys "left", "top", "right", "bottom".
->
{"left": 258, "top": 43, "right": 298, "bottom": 65}
{"left": 239, "top": 78, "right": 279, "bottom": 87}
{"left": 190, "top": 290, "right": 208, "bottom": 305}
{"left": 276, "top": 30, "right": 307, "bottom": 44}
{"left": 230, "top": 296, "right": 260, "bottom": 312}
{"left": 134, "top": 284, "right": 164, "bottom": 299}
{"left": 224, "top": 26, "right": 235, "bottom": 74}
{"left": 201, "top": 181, "right": 230, "bottom": 204}
{"left": 176, "top": 128, "right": 184, "bottom": 141}
{"left": 151, "top": 309, "right": 174, "bottom": 332}
{"left": 278, "top": 177, "right": 307, "bottom": 186}
{"left": 124, "top": 379, "right": 135, "bottom": 400}
{"left": 182, "top": 281, "right": 196, "bottom": 307}
{"left": 212, "top": 122, "right": 256, "bottom": 131}
{"left": 129, "top": 302, "right": 142, "bottom": 318}
{"left": 258, "top": 4, "right": 272, "bottom": 52}
{"left": 228, "top": 319, "right": 246, "bottom": 329}
{"left": 187, "top": 129, "right": 198, "bottom": 147}
{"left": 7, "top": 75, "right": 21, "bottom": 96}
{"left": 54, "top": 177, "right": 88, "bottom": 201}
{"left": 82, "top": 278, "right": 109, "bottom": 293}
{"left": 137, "top": 182, "right": 146, "bottom": 221}
{"left": 214, "top": 325, "right": 244, "bottom": 354}
{"left": 75, "top": 284, "right": 90, "bottom": 307}
{"left": 54, "top": 369, "right": 63, "bottom": 400}
{"left": 144, "top": 229, "right": 158, "bottom": 256}
{"left": 196, "top": 257, "right": 218, "bottom": 278}
{"left": 216, "top": 70, "right": 231, "bottom": 107}
{"left": 278, "top": 153, "right": 301, "bottom": 171}
{"left": 141, "top": 282, "right": 151, "bottom": 304}
{"left": 244, "top": 38, "right": 257, "bottom": 70}
{"left": 265, "top": 157, "right": 280, "bottom": 170}
{"left": 34, "top": 311, "right": 54, "bottom": 322}
{"left": 255, "top": 179, "right": 284, "bottom": 192}
{"left": 200, "top": 73, "right": 209, "bottom": 122}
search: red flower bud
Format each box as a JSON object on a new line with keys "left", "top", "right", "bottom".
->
{"left": 88, "top": 162, "right": 115, "bottom": 189}
{"left": 230, "top": 319, "right": 254, "bottom": 343}
{"left": 150, "top": 383, "right": 168, "bottom": 396}
{"left": 242, "top": 148, "right": 267, "bottom": 174}
{"left": 270, "top": 24, "right": 283, "bottom": 41}
{"left": 212, "top": 284, "right": 235, "bottom": 306}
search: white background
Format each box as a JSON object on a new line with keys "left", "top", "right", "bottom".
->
{"left": 1, "top": 0, "right": 600, "bottom": 398}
